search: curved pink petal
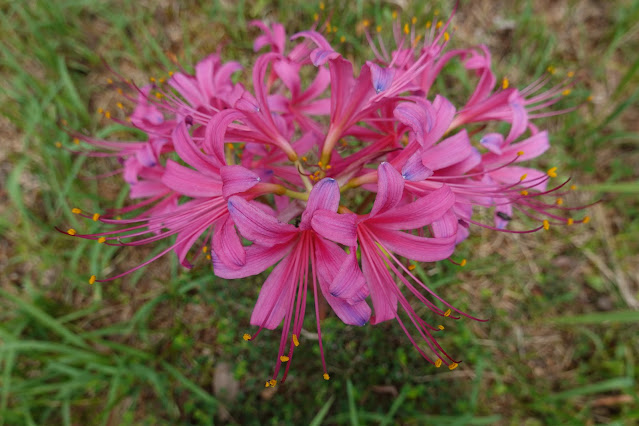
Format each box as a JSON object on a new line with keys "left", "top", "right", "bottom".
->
{"left": 213, "top": 242, "right": 292, "bottom": 279}
{"left": 372, "top": 227, "right": 457, "bottom": 262}
{"left": 393, "top": 101, "right": 434, "bottom": 146}
{"left": 250, "top": 254, "right": 295, "bottom": 329}
{"left": 227, "top": 196, "right": 297, "bottom": 245}
{"left": 204, "top": 109, "right": 244, "bottom": 165}
{"left": 221, "top": 165, "right": 261, "bottom": 199}
{"left": 371, "top": 185, "right": 455, "bottom": 230}
{"left": 367, "top": 61, "right": 395, "bottom": 93}
{"left": 422, "top": 129, "right": 472, "bottom": 171}
{"left": 311, "top": 210, "right": 357, "bottom": 246}
{"left": 212, "top": 215, "right": 246, "bottom": 269}
{"left": 329, "top": 249, "right": 369, "bottom": 303}
{"left": 172, "top": 120, "right": 222, "bottom": 174}
{"left": 401, "top": 151, "right": 433, "bottom": 181}
{"left": 162, "top": 160, "right": 222, "bottom": 198}
{"left": 299, "top": 178, "right": 340, "bottom": 229}
{"left": 370, "top": 162, "right": 404, "bottom": 217}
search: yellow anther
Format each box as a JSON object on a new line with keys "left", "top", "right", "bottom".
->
{"left": 363, "top": 19, "right": 370, "bottom": 27}
{"left": 269, "top": 379, "right": 277, "bottom": 387}
{"left": 318, "top": 161, "right": 323, "bottom": 168}
{"left": 107, "top": 78, "right": 113, "bottom": 84}
{"left": 313, "top": 13, "right": 319, "bottom": 21}
{"left": 226, "top": 143, "right": 234, "bottom": 150}
{"left": 155, "top": 92, "right": 163, "bottom": 99}
{"left": 89, "top": 275, "right": 96, "bottom": 285}
{"left": 567, "top": 218, "right": 574, "bottom": 226}
{"left": 55, "top": 141, "right": 62, "bottom": 148}
{"left": 72, "top": 208, "right": 82, "bottom": 214}
{"left": 434, "top": 9, "right": 440, "bottom": 16}
{"left": 280, "top": 355, "right": 289, "bottom": 362}
{"left": 117, "top": 88, "right": 123, "bottom": 95}
{"left": 438, "top": 325, "right": 445, "bottom": 330}
{"left": 502, "top": 77, "right": 509, "bottom": 89}
{"left": 567, "top": 71, "right": 575, "bottom": 78}
{"left": 556, "top": 198, "right": 563, "bottom": 206}
{"left": 413, "top": 34, "right": 422, "bottom": 46}
{"left": 547, "top": 65, "right": 556, "bottom": 74}
{"left": 587, "top": 95, "right": 593, "bottom": 102}
{"left": 265, "top": 381, "right": 270, "bottom": 387}
{"left": 460, "top": 259, "right": 467, "bottom": 267}
{"left": 326, "top": 164, "right": 332, "bottom": 170}
{"left": 243, "top": 333, "right": 251, "bottom": 341}
{"left": 73, "top": 138, "right": 80, "bottom": 144}
{"left": 159, "top": 78, "right": 165, "bottom": 83}
{"left": 443, "top": 32, "right": 450, "bottom": 41}
{"left": 411, "top": 17, "right": 417, "bottom": 24}
{"left": 67, "top": 228, "right": 77, "bottom": 236}
{"left": 92, "top": 213, "right": 100, "bottom": 221}
{"left": 202, "top": 246, "right": 208, "bottom": 253}
{"left": 326, "top": 23, "right": 332, "bottom": 33}
{"left": 293, "top": 334, "right": 300, "bottom": 347}
{"left": 570, "top": 184, "right": 577, "bottom": 190}
{"left": 562, "top": 89, "right": 571, "bottom": 96}
{"left": 376, "top": 25, "right": 382, "bottom": 33}
{"left": 97, "top": 107, "right": 104, "bottom": 114}
{"left": 444, "top": 309, "right": 452, "bottom": 317}
{"left": 448, "top": 362, "right": 458, "bottom": 370}
{"left": 583, "top": 216, "right": 590, "bottom": 224}
{"left": 543, "top": 220, "right": 550, "bottom": 231}
{"left": 392, "top": 11, "right": 397, "bottom": 19}
{"left": 520, "top": 174, "right": 528, "bottom": 181}
{"left": 426, "top": 21, "right": 432, "bottom": 29}
{"left": 547, "top": 167, "right": 558, "bottom": 178}
{"left": 168, "top": 71, "right": 174, "bottom": 77}
{"left": 319, "top": 1, "right": 325, "bottom": 10}
{"left": 517, "top": 150, "right": 524, "bottom": 156}
{"left": 116, "top": 216, "right": 122, "bottom": 220}
{"left": 520, "top": 190, "right": 529, "bottom": 196}
{"left": 340, "top": 36, "right": 346, "bottom": 43}
{"left": 98, "top": 237, "right": 106, "bottom": 244}
{"left": 105, "top": 111, "right": 111, "bottom": 119}
{"left": 206, "top": 254, "right": 211, "bottom": 260}
{"left": 150, "top": 77, "right": 157, "bottom": 83}
{"left": 323, "top": 373, "right": 330, "bottom": 380}
{"left": 116, "top": 102, "right": 124, "bottom": 109}
{"left": 309, "top": 175, "right": 315, "bottom": 181}
{"left": 436, "top": 21, "right": 443, "bottom": 29}
{"left": 408, "top": 264, "right": 416, "bottom": 271}
{"left": 403, "top": 23, "right": 409, "bottom": 34}
{"left": 435, "top": 359, "right": 443, "bottom": 368}
{"left": 301, "top": 156, "right": 308, "bottom": 162}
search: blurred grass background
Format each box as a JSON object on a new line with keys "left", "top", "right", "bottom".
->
{"left": 1, "top": 0, "right": 638, "bottom": 424}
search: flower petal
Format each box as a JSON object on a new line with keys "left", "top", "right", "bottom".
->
{"left": 227, "top": 196, "right": 297, "bottom": 245}
{"left": 422, "top": 129, "right": 472, "bottom": 171}
{"left": 311, "top": 210, "right": 357, "bottom": 246}
{"left": 162, "top": 160, "right": 223, "bottom": 198}
{"left": 221, "top": 165, "right": 261, "bottom": 199}
{"left": 250, "top": 255, "right": 295, "bottom": 329}
{"left": 393, "top": 101, "right": 434, "bottom": 146}
{"left": 372, "top": 227, "right": 457, "bottom": 262}
{"left": 212, "top": 215, "right": 246, "bottom": 269}
{"left": 213, "top": 242, "right": 292, "bottom": 279}
{"left": 367, "top": 61, "right": 395, "bottom": 93}
{"left": 370, "top": 162, "right": 404, "bottom": 217}
{"left": 371, "top": 185, "right": 455, "bottom": 230}
{"left": 401, "top": 151, "right": 433, "bottom": 181}
{"left": 299, "top": 178, "right": 340, "bottom": 229}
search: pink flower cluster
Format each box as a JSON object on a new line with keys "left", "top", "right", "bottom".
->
{"left": 63, "top": 15, "right": 588, "bottom": 385}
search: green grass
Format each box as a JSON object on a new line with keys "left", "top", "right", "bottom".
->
{"left": 1, "top": 0, "right": 638, "bottom": 424}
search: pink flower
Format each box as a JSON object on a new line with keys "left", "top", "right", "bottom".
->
{"left": 214, "top": 178, "right": 370, "bottom": 384}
